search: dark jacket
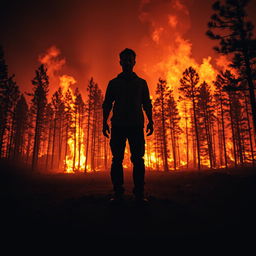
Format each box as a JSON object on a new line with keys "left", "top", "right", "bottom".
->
{"left": 102, "top": 72, "right": 152, "bottom": 127}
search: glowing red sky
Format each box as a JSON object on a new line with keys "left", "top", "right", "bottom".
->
{"left": 1, "top": 0, "right": 256, "bottom": 98}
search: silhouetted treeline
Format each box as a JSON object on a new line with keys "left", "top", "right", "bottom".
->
{"left": 0, "top": 46, "right": 111, "bottom": 172}
{"left": 0, "top": 0, "right": 255, "bottom": 171}
{"left": 148, "top": 0, "right": 256, "bottom": 170}
{"left": 0, "top": 47, "right": 20, "bottom": 160}
{"left": 150, "top": 65, "right": 255, "bottom": 171}
{"left": 1, "top": 48, "right": 256, "bottom": 171}
{"left": 206, "top": 0, "right": 256, "bottom": 133}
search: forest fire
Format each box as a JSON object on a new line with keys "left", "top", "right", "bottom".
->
{"left": 0, "top": 0, "right": 255, "bottom": 173}
{"left": 152, "top": 35, "right": 219, "bottom": 169}
{"left": 59, "top": 75, "right": 86, "bottom": 173}
{"left": 2, "top": 1, "right": 256, "bottom": 248}
{"left": 58, "top": 36, "right": 221, "bottom": 172}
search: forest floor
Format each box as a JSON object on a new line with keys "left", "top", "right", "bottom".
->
{"left": 1, "top": 160, "right": 256, "bottom": 253}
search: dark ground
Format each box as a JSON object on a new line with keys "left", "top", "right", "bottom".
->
{"left": 1, "top": 160, "right": 256, "bottom": 253}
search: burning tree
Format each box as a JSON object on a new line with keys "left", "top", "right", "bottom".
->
{"left": 63, "top": 88, "right": 74, "bottom": 172}
{"left": 179, "top": 67, "right": 201, "bottom": 170}
{"left": 0, "top": 46, "right": 20, "bottom": 159}
{"left": 82, "top": 77, "right": 105, "bottom": 172}
{"left": 241, "top": 86, "right": 255, "bottom": 166}
{"left": 90, "top": 84, "right": 104, "bottom": 172}
{"left": 12, "top": 94, "right": 29, "bottom": 162}
{"left": 44, "top": 103, "right": 54, "bottom": 170}
{"left": 84, "top": 78, "right": 95, "bottom": 173}
{"left": 166, "top": 89, "right": 182, "bottom": 170}
{"left": 214, "top": 73, "right": 230, "bottom": 168}
{"left": 229, "top": 91, "right": 245, "bottom": 165}
{"left": 24, "top": 108, "right": 34, "bottom": 165}
{"left": 51, "top": 88, "right": 65, "bottom": 169}
{"left": 74, "top": 88, "right": 85, "bottom": 171}
{"left": 30, "top": 64, "right": 49, "bottom": 170}
{"left": 218, "top": 70, "right": 255, "bottom": 166}
{"left": 154, "top": 78, "right": 170, "bottom": 172}
{"left": 207, "top": 0, "right": 256, "bottom": 134}
{"left": 179, "top": 99, "right": 191, "bottom": 169}
{"left": 0, "top": 46, "right": 9, "bottom": 158}
{"left": 197, "top": 81, "right": 216, "bottom": 168}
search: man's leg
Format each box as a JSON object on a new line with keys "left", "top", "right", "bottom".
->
{"left": 128, "top": 127, "right": 145, "bottom": 198}
{"left": 110, "top": 126, "right": 126, "bottom": 197}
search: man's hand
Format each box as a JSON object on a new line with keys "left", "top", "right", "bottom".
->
{"left": 102, "top": 122, "right": 110, "bottom": 138}
{"left": 146, "top": 122, "right": 154, "bottom": 136}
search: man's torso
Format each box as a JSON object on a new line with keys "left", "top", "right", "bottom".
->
{"left": 109, "top": 73, "right": 146, "bottom": 127}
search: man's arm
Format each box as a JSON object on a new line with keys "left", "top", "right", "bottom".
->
{"left": 102, "top": 82, "right": 114, "bottom": 138}
{"left": 142, "top": 81, "right": 154, "bottom": 136}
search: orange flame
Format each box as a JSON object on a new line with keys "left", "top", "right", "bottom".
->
{"left": 59, "top": 75, "right": 90, "bottom": 173}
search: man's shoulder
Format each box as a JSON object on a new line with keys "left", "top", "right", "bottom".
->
{"left": 108, "top": 77, "right": 119, "bottom": 84}
{"left": 135, "top": 75, "right": 147, "bottom": 84}
{"left": 108, "top": 74, "right": 147, "bottom": 84}
{"left": 107, "top": 78, "right": 119, "bottom": 90}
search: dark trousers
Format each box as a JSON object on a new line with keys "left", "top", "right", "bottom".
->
{"left": 110, "top": 125, "right": 145, "bottom": 197}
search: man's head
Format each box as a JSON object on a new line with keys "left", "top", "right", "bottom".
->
{"left": 119, "top": 48, "right": 136, "bottom": 73}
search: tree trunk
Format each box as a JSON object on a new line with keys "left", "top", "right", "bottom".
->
{"left": 51, "top": 118, "right": 57, "bottom": 169}
{"left": 32, "top": 111, "right": 40, "bottom": 171}
{"left": 85, "top": 106, "right": 91, "bottom": 173}
{"left": 243, "top": 50, "right": 256, "bottom": 135}
{"left": 229, "top": 97, "right": 237, "bottom": 166}
{"left": 26, "top": 133, "right": 32, "bottom": 165}
{"left": 192, "top": 97, "right": 200, "bottom": 170}
{"left": 73, "top": 112, "right": 77, "bottom": 172}
{"left": 104, "top": 136, "right": 108, "bottom": 171}
{"left": 244, "top": 92, "right": 255, "bottom": 166}
{"left": 7, "top": 116, "right": 15, "bottom": 159}
{"left": 236, "top": 116, "right": 244, "bottom": 165}
{"left": 220, "top": 97, "right": 228, "bottom": 168}
{"left": 170, "top": 127, "right": 176, "bottom": 171}
{"left": 78, "top": 109, "right": 81, "bottom": 171}
{"left": 185, "top": 114, "right": 189, "bottom": 168}
{"left": 45, "top": 119, "right": 52, "bottom": 170}
{"left": 64, "top": 119, "right": 69, "bottom": 172}
{"left": 91, "top": 108, "right": 96, "bottom": 171}
{"left": 161, "top": 99, "right": 169, "bottom": 172}
{"left": 58, "top": 117, "right": 63, "bottom": 169}
{"left": 0, "top": 116, "right": 8, "bottom": 158}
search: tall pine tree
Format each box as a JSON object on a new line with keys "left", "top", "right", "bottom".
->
{"left": 207, "top": 0, "right": 256, "bottom": 134}
{"left": 154, "top": 79, "right": 170, "bottom": 172}
{"left": 179, "top": 67, "right": 201, "bottom": 170}
{"left": 30, "top": 64, "right": 49, "bottom": 170}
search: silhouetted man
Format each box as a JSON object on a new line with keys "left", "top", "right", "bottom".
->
{"left": 102, "top": 48, "right": 153, "bottom": 204}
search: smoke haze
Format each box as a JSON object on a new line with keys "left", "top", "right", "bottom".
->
{"left": 1, "top": 0, "right": 256, "bottom": 98}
